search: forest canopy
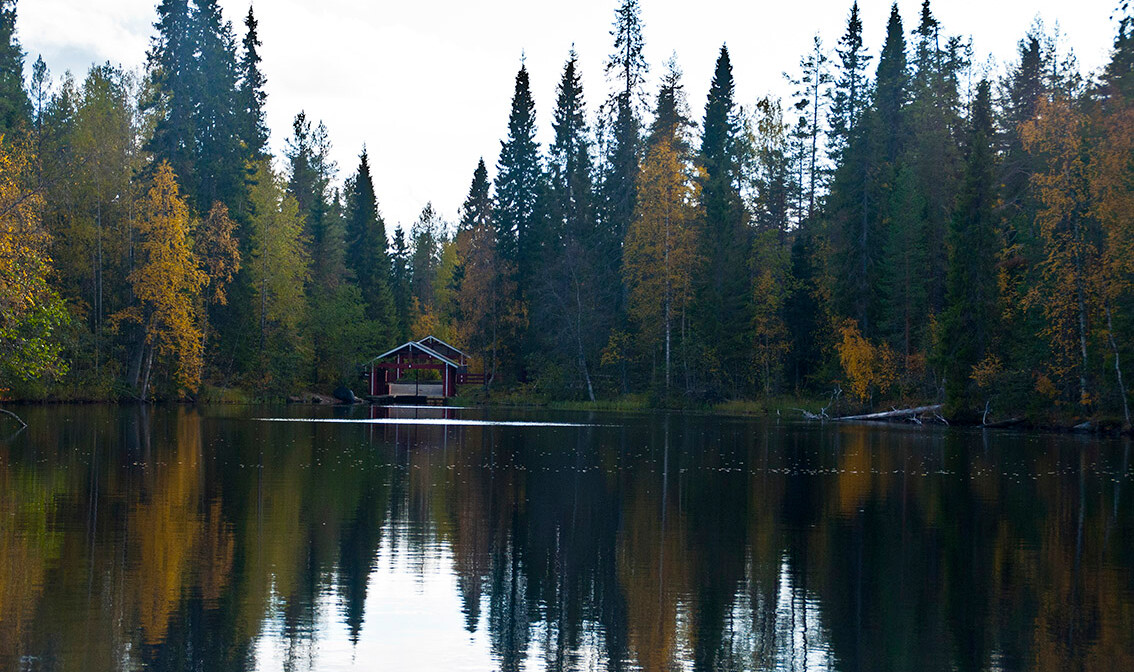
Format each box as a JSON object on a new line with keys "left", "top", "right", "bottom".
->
{"left": 0, "top": 0, "right": 1131, "bottom": 426}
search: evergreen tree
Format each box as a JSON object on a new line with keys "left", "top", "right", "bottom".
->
{"left": 940, "top": 81, "right": 998, "bottom": 418}
{"left": 541, "top": 50, "right": 602, "bottom": 399}
{"left": 458, "top": 158, "right": 492, "bottom": 235}
{"left": 286, "top": 112, "right": 336, "bottom": 287}
{"left": 874, "top": 3, "right": 907, "bottom": 165}
{"left": 646, "top": 55, "right": 693, "bottom": 154}
{"left": 601, "top": 0, "right": 648, "bottom": 268}
{"left": 145, "top": 0, "right": 197, "bottom": 194}
{"left": 0, "top": 0, "right": 28, "bottom": 134}
{"left": 830, "top": 3, "right": 907, "bottom": 338}
{"left": 237, "top": 4, "right": 269, "bottom": 160}
{"left": 696, "top": 45, "right": 750, "bottom": 396}
{"left": 410, "top": 202, "right": 443, "bottom": 312}
{"left": 343, "top": 149, "right": 395, "bottom": 346}
{"left": 455, "top": 158, "right": 522, "bottom": 382}
{"left": 886, "top": 0, "right": 964, "bottom": 364}
{"left": 827, "top": 1, "right": 871, "bottom": 163}
{"left": 749, "top": 97, "right": 794, "bottom": 394}
{"left": 546, "top": 51, "right": 594, "bottom": 244}
{"left": 192, "top": 0, "right": 244, "bottom": 210}
{"left": 493, "top": 64, "right": 543, "bottom": 297}
{"left": 783, "top": 230, "right": 823, "bottom": 391}
{"left": 390, "top": 227, "right": 411, "bottom": 342}
{"left": 247, "top": 160, "right": 310, "bottom": 390}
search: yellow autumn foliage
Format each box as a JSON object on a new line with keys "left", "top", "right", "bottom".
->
{"left": 836, "top": 319, "right": 897, "bottom": 402}
{"left": 125, "top": 162, "right": 207, "bottom": 394}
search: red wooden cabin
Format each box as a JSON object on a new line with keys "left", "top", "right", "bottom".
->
{"left": 364, "top": 336, "right": 487, "bottom": 399}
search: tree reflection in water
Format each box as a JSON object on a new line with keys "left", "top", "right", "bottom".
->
{"left": 0, "top": 406, "right": 1130, "bottom": 671}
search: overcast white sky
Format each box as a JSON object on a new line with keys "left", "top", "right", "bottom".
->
{"left": 15, "top": 0, "right": 1123, "bottom": 230}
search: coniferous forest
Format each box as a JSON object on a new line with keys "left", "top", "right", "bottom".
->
{"left": 1, "top": 0, "right": 1132, "bottom": 427}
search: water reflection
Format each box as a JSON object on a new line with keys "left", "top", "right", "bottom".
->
{"left": 0, "top": 406, "right": 1130, "bottom": 671}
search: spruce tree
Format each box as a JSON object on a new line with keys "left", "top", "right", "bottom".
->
{"left": 601, "top": 0, "right": 647, "bottom": 257}
{"left": 646, "top": 55, "right": 692, "bottom": 154}
{"left": 542, "top": 50, "right": 602, "bottom": 400}
{"left": 874, "top": 3, "right": 907, "bottom": 165}
{"left": 192, "top": 0, "right": 244, "bottom": 209}
{"left": 0, "top": 0, "right": 28, "bottom": 134}
{"left": 145, "top": 0, "right": 197, "bottom": 195}
{"left": 344, "top": 149, "right": 395, "bottom": 346}
{"left": 697, "top": 45, "right": 750, "bottom": 396}
{"left": 286, "top": 112, "right": 336, "bottom": 289}
{"left": 493, "top": 64, "right": 543, "bottom": 298}
{"left": 827, "top": 2, "right": 871, "bottom": 163}
{"left": 830, "top": 3, "right": 907, "bottom": 338}
{"left": 940, "top": 81, "right": 997, "bottom": 419}
{"left": 547, "top": 50, "right": 594, "bottom": 244}
{"left": 390, "top": 227, "right": 411, "bottom": 342}
{"left": 237, "top": 4, "right": 269, "bottom": 160}
{"left": 996, "top": 29, "right": 1051, "bottom": 387}
{"left": 458, "top": 159, "right": 492, "bottom": 235}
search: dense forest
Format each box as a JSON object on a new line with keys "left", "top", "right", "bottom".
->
{"left": 0, "top": 0, "right": 1131, "bottom": 425}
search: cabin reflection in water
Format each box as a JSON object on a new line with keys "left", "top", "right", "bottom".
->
{"left": 0, "top": 405, "right": 1130, "bottom": 671}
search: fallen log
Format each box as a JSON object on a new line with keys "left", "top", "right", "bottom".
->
{"left": 0, "top": 407, "right": 27, "bottom": 429}
{"left": 834, "top": 404, "right": 944, "bottom": 422}
{"left": 983, "top": 416, "right": 1025, "bottom": 428}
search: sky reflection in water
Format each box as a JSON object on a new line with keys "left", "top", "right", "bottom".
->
{"left": 0, "top": 405, "right": 1130, "bottom": 671}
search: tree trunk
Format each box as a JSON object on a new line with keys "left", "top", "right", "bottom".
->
{"left": 1105, "top": 302, "right": 1131, "bottom": 427}
{"left": 836, "top": 404, "right": 943, "bottom": 422}
{"left": 139, "top": 346, "right": 154, "bottom": 402}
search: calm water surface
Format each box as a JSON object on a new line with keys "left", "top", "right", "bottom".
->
{"left": 1, "top": 405, "right": 1131, "bottom": 671}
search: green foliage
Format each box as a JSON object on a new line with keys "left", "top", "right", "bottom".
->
{"left": 343, "top": 149, "right": 395, "bottom": 346}
{"left": 695, "top": 45, "right": 750, "bottom": 397}
{"left": 940, "top": 81, "right": 999, "bottom": 418}
{"left": 0, "top": 0, "right": 29, "bottom": 134}
{"left": 1, "top": 0, "right": 1130, "bottom": 425}
{"left": 247, "top": 160, "right": 310, "bottom": 392}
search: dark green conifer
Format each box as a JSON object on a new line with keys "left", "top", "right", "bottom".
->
{"left": 493, "top": 63, "right": 543, "bottom": 296}
{"left": 344, "top": 149, "right": 396, "bottom": 346}
{"left": 286, "top": 112, "right": 336, "bottom": 288}
{"left": 940, "top": 81, "right": 998, "bottom": 419}
{"left": 145, "top": 0, "right": 197, "bottom": 193}
{"left": 0, "top": 0, "right": 28, "bottom": 134}
{"left": 390, "top": 227, "right": 411, "bottom": 342}
{"left": 192, "top": 0, "right": 244, "bottom": 209}
{"left": 238, "top": 4, "right": 269, "bottom": 160}
{"left": 697, "top": 45, "right": 750, "bottom": 396}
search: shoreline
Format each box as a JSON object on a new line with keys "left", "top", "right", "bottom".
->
{"left": 2, "top": 393, "right": 1130, "bottom": 438}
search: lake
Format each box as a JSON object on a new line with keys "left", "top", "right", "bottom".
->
{"left": 0, "top": 404, "right": 1131, "bottom": 671}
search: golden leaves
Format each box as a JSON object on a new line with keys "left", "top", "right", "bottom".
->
{"left": 126, "top": 162, "right": 207, "bottom": 393}
{"left": 836, "top": 319, "right": 897, "bottom": 403}
{"left": 624, "top": 137, "right": 701, "bottom": 351}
